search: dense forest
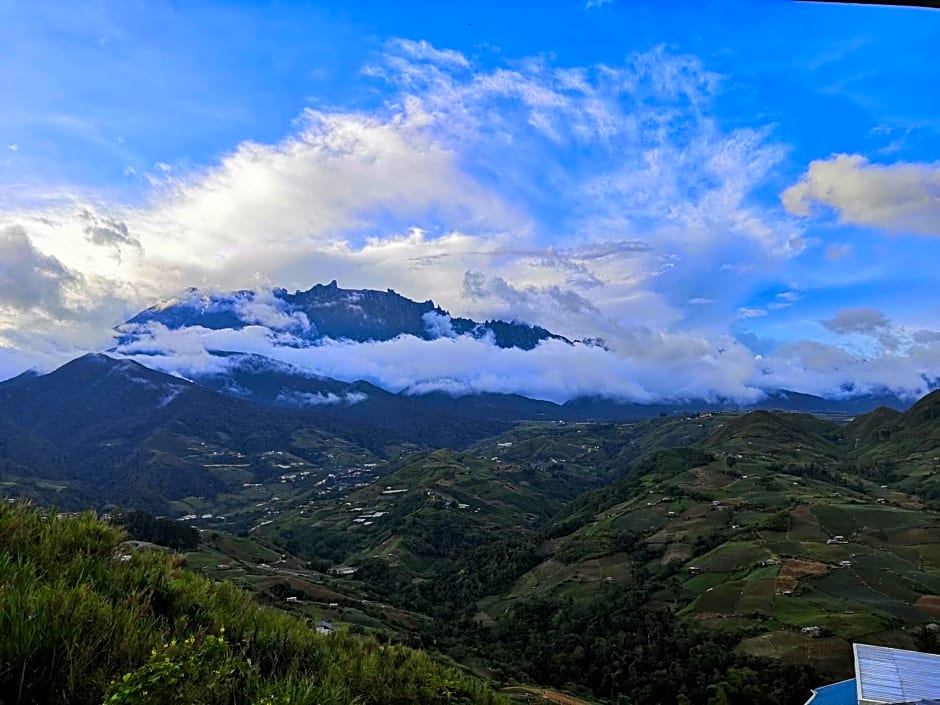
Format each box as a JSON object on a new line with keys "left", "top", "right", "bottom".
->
{"left": 111, "top": 509, "right": 200, "bottom": 550}
{"left": 357, "top": 530, "right": 818, "bottom": 705}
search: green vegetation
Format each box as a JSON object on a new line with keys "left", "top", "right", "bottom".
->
{"left": 249, "top": 403, "right": 940, "bottom": 702}
{"left": 0, "top": 503, "right": 502, "bottom": 705}
{"left": 112, "top": 509, "right": 199, "bottom": 550}
{"left": 267, "top": 445, "right": 619, "bottom": 576}
{"left": 0, "top": 354, "right": 510, "bottom": 519}
{"left": 7, "top": 391, "right": 940, "bottom": 705}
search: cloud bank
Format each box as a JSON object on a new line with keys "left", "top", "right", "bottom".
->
{"left": 110, "top": 311, "right": 940, "bottom": 404}
{"left": 0, "top": 39, "right": 938, "bottom": 400}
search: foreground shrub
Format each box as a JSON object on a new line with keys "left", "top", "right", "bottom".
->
{"left": 0, "top": 503, "right": 502, "bottom": 705}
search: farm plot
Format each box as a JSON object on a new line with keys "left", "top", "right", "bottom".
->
{"left": 775, "top": 559, "right": 828, "bottom": 593}
{"left": 690, "top": 542, "right": 772, "bottom": 573}
{"left": 789, "top": 505, "right": 827, "bottom": 541}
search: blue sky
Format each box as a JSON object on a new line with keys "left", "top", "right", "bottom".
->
{"left": 1, "top": 0, "right": 939, "bottom": 400}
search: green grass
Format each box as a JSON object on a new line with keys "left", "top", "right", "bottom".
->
{"left": 745, "top": 565, "right": 780, "bottom": 582}
{"left": 0, "top": 503, "right": 503, "bottom": 705}
{"left": 736, "top": 579, "right": 776, "bottom": 615}
{"left": 683, "top": 573, "right": 727, "bottom": 595}
{"left": 687, "top": 582, "right": 746, "bottom": 614}
{"left": 690, "top": 542, "right": 772, "bottom": 573}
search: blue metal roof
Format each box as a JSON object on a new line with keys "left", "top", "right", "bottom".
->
{"left": 855, "top": 644, "right": 940, "bottom": 704}
{"left": 806, "top": 679, "right": 858, "bottom": 705}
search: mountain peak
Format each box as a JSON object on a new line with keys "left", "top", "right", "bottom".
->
{"left": 52, "top": 353, "right": 191, "bottom": 389}
{"left": 120, "top": 281, "right": 570, "bottom": 351}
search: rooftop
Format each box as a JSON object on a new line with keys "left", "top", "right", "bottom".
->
{"left": 806, "top": 645, "right": 940, "bottom": 705}
{"left": 808, "top": 679, "right": 859, "bottom": 705}
{"left": 855, "top": 644, "right": 940, "bottom": 705}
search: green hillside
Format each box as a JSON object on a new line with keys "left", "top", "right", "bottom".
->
{"left": 262, "top": 415, "right": 737, "bottom": 586}
{"left": 263, "top": 448, "right": 582, "bottom": 577}
{"left": 455, "top": 406, "right": 940, "bottom": 689}
{"left": 241, "top": 403, "right": 940, "bottom": 704}
{"left": 703, "top": 410, "right": 842, "bottom": 464}
{"left": 6, "top": 391, "right": 940, "bottom": 705}
{"left": 0, "top": 502, "right": 502, "bottom": 705}
{"left": 842, "top": 391, "right": 940, "bottom": 506}
{"left": 0, "top": 354, "right": 508, "bottom": 518}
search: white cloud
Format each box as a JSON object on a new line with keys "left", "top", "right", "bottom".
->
{"left": 737, "top": 307, "right": 767, "bottom": 319}
{"left": 115, "top": 321, "right": 763, "bottom": 404}
{"left": 585, "top": 0, "right": 612, "bottom": 8}
{"left": 232, "top": 290, "right": 311, "bottom": 331}
{"left": 820, "top": 306, "right": 916, "bottom": 353}
{"left": 422, "top": 311, "right": 457, "bottom": 339}
{"left": 79, "top": 207, "right": 140, "bottom": 253}
{"left": 374, "top": 41, "right": 797, "bottom": 253}
{"left": 4, "top": 42, "right": 789, "bottom": 362}
{"left": 756, "top": 338, "right": 940, "bottom": 400}
{"left": 108, "top": 311, "right": 940, "bottom": 404}
{"left": 0, "top": 225, "right": 82, "bottom": 319}
{"left": 5, "top": 40, "right": 934, "bottom": 400}
{"left": 782, "top": 154, "right": 940, "bottom": 236}
{"left": 276, "top": 389, "right": 368, "bottom": 406}
{"left": 388, "top": 38, "right": 471, "bottom": 68}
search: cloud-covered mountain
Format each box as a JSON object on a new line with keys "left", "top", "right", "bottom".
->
{"left": 119, "top": 280, "right": 570, "bottom": 351}
{"left": 106, "top": 280, "right": 921, "bottom": 411}
{"left": 3, "top": 28, "right": 940, "bottom": 404}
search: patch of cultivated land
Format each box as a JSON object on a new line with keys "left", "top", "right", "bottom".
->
{"left": 519, "top": 444, "right": 940, "bottom": 677}
{"left": 500, "top": 686, "right": 596, "bottom": 705}
{"left": 775, "top": 558, "right": 828, "bottom": 592}
{"left": 737, "top": 633, "right": 854, "bottom": 677}
{"left": 916, "top": 595, "right": 940, "bottom": 617}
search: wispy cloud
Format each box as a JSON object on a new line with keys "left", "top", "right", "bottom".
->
{"left": 1, "top": 35, "right": 937, "bottom": 400}
{"left": 0, "top": 42, "right": 796, "bottom": 352}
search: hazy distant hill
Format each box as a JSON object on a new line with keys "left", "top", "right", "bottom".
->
{"left": 0, "top": 354, "right": 509, "bottom": 513}
{"left": 112, "top": 280, "right": 919, "bottom": 420}
{"left": 172, "top": 349, "right": 914, "bottom": 424}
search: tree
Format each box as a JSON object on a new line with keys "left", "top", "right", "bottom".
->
{"left": 914, "top": 626, "right": 940, "bottom": 654}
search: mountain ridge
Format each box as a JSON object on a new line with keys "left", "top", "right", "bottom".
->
{"left": 108, "top": 280, "right": 927, "bottom": 412}
{"left": 0, "top": 353, "right": 511, "bottom": 512}
{"left": 120, "top": 280, "right": 571, "bottom": 351}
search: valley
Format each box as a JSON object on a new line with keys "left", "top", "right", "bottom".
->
{"left": 2, "top": 351, "right": 940, "bottom": 705}
{"left": 187, "top": 397, "right": 940, "bottom": 703}
{"left": 5, "top": 0, "right": 938, "bottom": 701}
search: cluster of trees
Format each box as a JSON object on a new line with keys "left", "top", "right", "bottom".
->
{"left": 410, "top": 568, "right": 817, "bottom": 705}
{"left": 767, "top": 462, "right": 866, "bottom": 494}
{"left": 484, "top": 588, "right": 816, "bottom": 705}
{"left": 111, "top": 509, "right": 199, "bottom": 550}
